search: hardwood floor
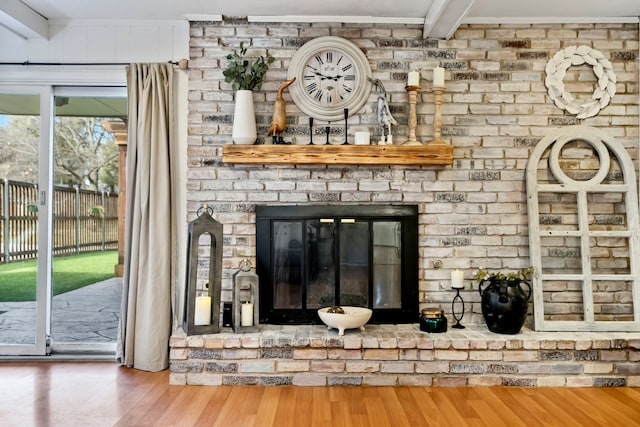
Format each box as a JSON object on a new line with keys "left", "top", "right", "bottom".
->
{"left": 0, "top": 362, "right": 639, "bottom": 426}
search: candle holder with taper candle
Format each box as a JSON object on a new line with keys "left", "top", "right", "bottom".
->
{"left": 404, "top": 69, "right": 421, "bottom": 146}
{"left": 343, "top": 108, "right": 349, "bottom": 145}
{"left": 451, "top": 269, "right": 465, "bottom": 329}
{"left": 404, "top": 86, "right": 421, "bottom": 145}
{"left": 430, "top": 66, "right": 446, "bottom": 146}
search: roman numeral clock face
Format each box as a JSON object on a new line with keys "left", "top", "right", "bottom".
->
{"left": 303, "top": 50, "right": 356, "bottom": 106}
{"left": 287, "top": 36, "right": 372, "bottom": 122}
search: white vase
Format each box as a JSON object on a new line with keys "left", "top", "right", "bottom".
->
{"left": 232, "top": 90, "right": 257, "bottom": 145}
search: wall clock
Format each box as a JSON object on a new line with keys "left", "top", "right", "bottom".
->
{"left": 287, "top": 36, "right": 372, "bottom": 122}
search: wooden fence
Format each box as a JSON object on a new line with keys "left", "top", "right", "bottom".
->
{"left": 0, "top": 179, "right": 118, "bottom": 263}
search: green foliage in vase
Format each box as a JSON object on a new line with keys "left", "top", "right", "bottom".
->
{"left": 474, "top": 266, "right": 534, "bottom": 283}
{"left": 223, "top": 42, "right": 275, "bottom": 91}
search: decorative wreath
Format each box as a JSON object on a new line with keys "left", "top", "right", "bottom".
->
{"left": 544, "top": 46, "right": 616, "bottom": 119}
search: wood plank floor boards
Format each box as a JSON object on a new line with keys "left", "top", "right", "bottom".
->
{"left": 272, "top": 386, "right": 299, "bottom": 426}
{"left": 253, "top": 387, "right": 279, "bottom": 427}
{"left": 486, "top": 387, "right": 554, "bottom": 426}
{"left": 0, "top": 362, "right": 639, "bottom": 427}
{"left": 428, "top": 388, "right": 477, "bottom": 425}
{"left": 395, "top": 387, "right": 431, "bottom": 426}
{"left": 377, "top": 387, "right": 413, "bottom": 425}
{"left": 567, "top": 387, "right": 640, "bottom": 426}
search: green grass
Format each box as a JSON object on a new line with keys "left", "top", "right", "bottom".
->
{"left": 0, "top": 251, "right": 117, "bottom": 302}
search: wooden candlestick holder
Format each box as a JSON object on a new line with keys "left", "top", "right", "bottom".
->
{"left": 404, "top": 85, "right": 420, "bottom": 146}
{"left": 431, "top": 85, "right": 446, "bottom": 145}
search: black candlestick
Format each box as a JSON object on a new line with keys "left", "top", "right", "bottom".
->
{"left": 309, "top": 117, "right": 314, "bottom": 145}
{"left": 325, "top": 124, "right": 330, "bottom": 145}
{"left": 343, "top": 108, "right": 349, "bottom": 145}
{"left": 451, "top": 288, "right": 465, "bottom": 329}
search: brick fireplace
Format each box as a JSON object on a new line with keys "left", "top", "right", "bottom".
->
{"left": 255, "top": 204, "right": 419, "bottom": 324}
{"left": 171, "top": 19, "right": 640, "bottom": 386}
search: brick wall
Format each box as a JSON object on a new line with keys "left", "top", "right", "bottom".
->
{"left": 169, "top": 324, "right": 640, "bottom": 387}
{"left": 186, "top": 20, "right": 639, "bottom": 324}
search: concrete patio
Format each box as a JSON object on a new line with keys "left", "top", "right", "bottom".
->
{"left": 0, "top": 277, "right": 122, "bottom": 345}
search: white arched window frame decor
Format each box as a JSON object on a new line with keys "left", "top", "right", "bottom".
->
{"left": 526, "top": 125, "right": 640, "bottom": 332}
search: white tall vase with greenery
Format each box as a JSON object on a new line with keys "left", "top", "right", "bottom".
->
{"left": 223, "top": 42, "right": 274, "bottom": 145}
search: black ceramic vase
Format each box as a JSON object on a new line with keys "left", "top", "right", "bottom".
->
{"left": 479, "top": 279, "right": 531, "bottom": 334}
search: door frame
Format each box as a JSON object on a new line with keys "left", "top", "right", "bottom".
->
{"left": 50, "top": 85, "right": 126, "bottom": 355}
{"left": 0, "top": 74, "right": 126, "bottom": 356}
{"left": 0, "top": 84, "right": 54, "bottom": 356}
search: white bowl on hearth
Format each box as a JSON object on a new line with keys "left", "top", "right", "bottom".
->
{"left": 317, "top": 306, "right": 372, "bottom": 336}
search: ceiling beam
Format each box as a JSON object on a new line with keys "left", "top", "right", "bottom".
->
{"left": 0, "top": 0, "right": 48, "bottom": 39}
{"left": 423, "top": 0, "right": 476, "bottom": 39}
{"left": 423, "top": 0, "right": 449, "bottom": 38}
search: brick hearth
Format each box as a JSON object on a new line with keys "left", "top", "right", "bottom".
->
{"left": 169, "top": 325, "right": 640, "bottom": 387}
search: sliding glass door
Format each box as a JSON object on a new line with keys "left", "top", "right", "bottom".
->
{"left": 0, "top": 86, "right": 53, "bottom": 355}
{"left": 0, "top": 85, "right": 126, "bottom": 356}
{"left": 50, "top": 87, "right": 125, "bottom": 354}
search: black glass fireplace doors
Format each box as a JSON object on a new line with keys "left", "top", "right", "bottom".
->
{"left": 256, "top": 205, "right": 418, "bottom": 324}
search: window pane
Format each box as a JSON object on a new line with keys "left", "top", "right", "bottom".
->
{"left": 373, "top": 221, "right": 402, "bottom": 308}
{"left": 339, "top": 221, "right": 369, "bottom": 307}
{"left": 306, "top": 220, "right": 335, "bottom": 308}
{"left": 272, "top": 221, "right": 303, "bottom": 309}
{"left": 51, "top": 94, "right": 123, "bottom": 346}
{"left": 0, "top": 93, "right": 40, "bottom": 346}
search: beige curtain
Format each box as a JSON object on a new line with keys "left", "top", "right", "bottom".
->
{"left": 117, "top": 63, "right": 185, "bottom": 371}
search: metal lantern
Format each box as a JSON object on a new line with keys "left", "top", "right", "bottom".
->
{"left": 184, "top": 205, "right": 223, "bottom": 335}
{"left": 232, "top": 259, "right": 259, "bottom": 333}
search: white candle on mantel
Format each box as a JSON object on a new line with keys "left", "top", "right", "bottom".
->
{"left": 451, "top": 270, "right": 464, "bottom": 289}
{"left": 241, "top": 302, "right": 254, "bottom": 327}
{"left": 407, "top": 70, "right": 420, "bottom": 87}
{"left": 194, "top": 296, "right": 211, "bottom": 325}
{"left": 433, "top": 66, "right": 445, "bottom": 87}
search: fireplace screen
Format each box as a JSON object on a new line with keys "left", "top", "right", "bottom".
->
{"left": 256, "top": 205, "right": 418, "bottom": 324}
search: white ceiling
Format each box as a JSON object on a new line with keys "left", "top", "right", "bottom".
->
{"left": 17, "top": 0, "right": 640, "bottom": 21}
{"left": 2, "top": 0, "right": 640, "bottom": 40}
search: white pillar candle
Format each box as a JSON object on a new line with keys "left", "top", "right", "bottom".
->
{"left": 194, "top": 296, "right": 211, "bottom": 325}
{"left": 354, "top": 131, "right": 370, "bottom": 145}
{"left": 241, "top": 302, "right": 254, "bottom": 327}
{"left": 433, "top": 67, "right": 445, "bottom": 87}
{"left": 451, "top": 270, "right": 464, "bottom": 289}
{"left": 407, "top": 70, "right": 420, "bottom": 87}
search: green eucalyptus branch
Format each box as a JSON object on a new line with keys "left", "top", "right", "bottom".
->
{"left": 223, "top": 42, "right": 275, "bottom": 91}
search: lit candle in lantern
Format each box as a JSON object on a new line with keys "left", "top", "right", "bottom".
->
{"left": 451, "top": 270, "right": 464, "bottom": 289}
{"left": 194, "top": 295, "right": 211, "bottom": 325}
{"left": 241, "top": 302, "right": 254, "bottom": 326}
{"left": 407, "top": 70, "right": 420, "bottom": 87}
{"left": 433, "top": 66, "right": 445, "bottom": 87}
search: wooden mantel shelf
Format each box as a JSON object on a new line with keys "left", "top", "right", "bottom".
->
{"left": 222, "top": 142, "right": 453, "bottom": 166}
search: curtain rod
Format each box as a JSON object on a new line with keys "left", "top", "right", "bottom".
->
{"left": 0, "top": 60, "right": 184, "bottom": 67}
